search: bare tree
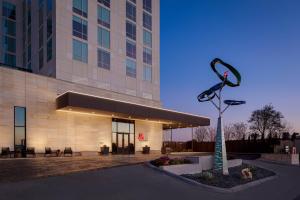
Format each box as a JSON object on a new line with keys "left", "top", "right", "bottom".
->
{"left": 232, "top": 122, "right": 248, "bottom": 140}
{"left": 194, "top": 127, "right": 209, "bottom": 142}
{"left": 248, "top": 104, "right": 285, "bottom": 139}
{"left": 208, "top": 127, "right": 216, "bottom": 142}
{"left": 194, "top": 126, "right": 217, "bottom": 142}
{"left": 224, "top": 124, "right": 235, "bottom": 141}
{"left": 279, "top": 121, "right": 294, "bottom": 138}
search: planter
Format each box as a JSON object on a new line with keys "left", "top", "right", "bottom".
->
{"left": 142, "top": 146, "right": 150, "bottom": 154}
{"left": 160, "top": 164, "right": 202, "bottom": 175}
{"left": 100, "top": 146, "right": 109, "bottom": 155}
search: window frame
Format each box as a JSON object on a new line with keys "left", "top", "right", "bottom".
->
{"left": 98, "top": 6, "right": 110, "bottom": 29}
{"left": 143, "top": 0, "right": 152, "bottom": 13}
{"left": 143, "top": 47, "right": 152, "bottom": 65}
{"left": 14, "top": 106, "right": 26, "bottom": 152}
{"left": 98, "top": 48, "right": 110, "bottom": 70}
{"left": 126, "top": 40, "right": 136, "bottom": 59}
{"left": 126, "top": 1, "right": 136, "bottom": 22}
{"left": 126, "top": 21, "right": 136, "bottom": 41}
{"left": 73, "top": 0, "right": 88, "bottom": 18}
{"left": 73, "top": 39, "right": 88, "bottom": 63}
{"left": 126, "top": 58, "right": 137, "bottom": 78}
{"left": 72, "top": 15, "right": 88, "bottom": 40}
{"left": 143, "top": 29, "right": 152, "bottom": 48}
{"left": 143, "top": 65, "right": 152, "bottom": 82}
{"left": 143, "top": 12, "right": 152, "bottom": 31}
{"left": 98, "top": 27, "right": 110, "bottom": 49}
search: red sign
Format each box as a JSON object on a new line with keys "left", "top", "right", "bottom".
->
{"left": 138, "top": 133, "right": 145, "bottom": 141}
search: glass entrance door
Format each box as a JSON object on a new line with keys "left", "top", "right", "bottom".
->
{"left": 117, "top": 133, "right": 130, "bottom": 154}
{"left": 112, "top": 119, "right": 135, "bottom": 154}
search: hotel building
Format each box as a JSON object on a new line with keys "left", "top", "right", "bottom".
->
{"left": 0, "top": 0, "right": 209, "bottom": 155}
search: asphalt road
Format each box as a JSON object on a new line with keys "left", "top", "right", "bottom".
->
{"left": 0, "top": 160, "right": 299, "bottom": 200}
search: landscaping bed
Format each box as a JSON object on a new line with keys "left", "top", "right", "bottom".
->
{"left": 181, "top": 163, "right": 275, "bottom": 188}
{"left": 150, "top": 156, "right": 191, "bottom": 167}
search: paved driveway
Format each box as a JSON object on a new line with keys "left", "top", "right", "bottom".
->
{"left": 0, "top": 160, "right": 299, "bottom": 200}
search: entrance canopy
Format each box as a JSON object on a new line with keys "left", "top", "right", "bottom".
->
{"left": 56, "top": 91, "right": 210, "bottom": 130}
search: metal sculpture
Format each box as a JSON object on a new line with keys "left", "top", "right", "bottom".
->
{"left": 197, "top": 58, "right": 245, "bottom": 175}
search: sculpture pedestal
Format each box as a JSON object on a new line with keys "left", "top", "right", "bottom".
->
{"left": 213, "top": 117, "right": 229, "bottom": 175}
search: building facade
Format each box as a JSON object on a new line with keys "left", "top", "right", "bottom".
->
{"left": 0, "top": 0, "right": 209, "bottom": 155}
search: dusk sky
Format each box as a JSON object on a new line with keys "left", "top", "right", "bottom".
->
{"left": 160, "top": 0, "right": 300, "bottom": 140}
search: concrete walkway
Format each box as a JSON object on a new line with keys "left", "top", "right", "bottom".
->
{"left": 0, "top": 152, "right": 162, "bottom": 182}
{"left": 0, "top": 160, "right": 299, "bottom": 200}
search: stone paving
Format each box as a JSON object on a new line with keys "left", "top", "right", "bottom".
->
{"left": 0, "top": 152, "right": 162, "bottom": 183}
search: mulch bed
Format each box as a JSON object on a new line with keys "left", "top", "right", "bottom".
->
{"left": 181, "top": 163, "right": 275, "bottom": 188}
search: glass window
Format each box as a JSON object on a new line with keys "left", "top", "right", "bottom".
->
{"left": 112, "top": 132, "right": 116, "bottom": 143}
{"left": 47, "top": 38, "right": 52, "bottom": 61}
{"left": 28, "top": 7, "right": 31, "bottom": 26}
{"left": 2, "top": 1, "right": 16, "bottom": 20}
{"left": 47, "top": 15, "right": 52, "bottom": 38}
{"left": 28, "top": 27, "right": 31, "bottom": 44}
{"left": 98, "top": 49, "right": 110, "bottom": 70}
{"left": 98, "top": 0, "right": 110, "bottom": 8}
{"left": 73, "top": 39, "right": 88, "bottom": 63}
{"left": 126, "top": 59, "right": 136, "bottom": 78}
{"left": 98, "top": 6, "right": 110, "bottom": 28}
{"left": 39, "top": 48, "right": 43, "bottom": 69}
{"left": 27, "top": 62, "right": 31, "bottom": 70}
{"left": 130, "top": 123, "right": 134, "bottom": 133}
{"left": 126, "top": 2, "right": 136, "bottom": 22}
{"left": 126, "top": 21, "right": 136, "bottom": 40}
{"left": 4, "top": 53, "right": 16, "bottom": 66}
{"left": 143, "top": 12, "right": 152, "bottom": 30}
{"left": 72, "top": 15, "right": 88, "bottom": 40}
{"left": 143, "top": 29, "right": 152, "bottom": 47}
{"left": 27, "top": 44, "right": 31, "bottom": 62}
{"left": 128, "top": 0, "right": 136, "bottom": 4}
{"left": 98, "top": 27, "right": 110, "bottom": 49}
{"left": 2, "top": 19, "right": 16, "bottom": 36}
{"left": 73, "top": 0, "right": 88, "bottom": 18}
{"left": 143, "top": 0, "right": 152, "bottom": 13}
{"left": 47, "top": 0, "right": 52, "bottom": 13}
{"left": 39, "top": 4, "right": 44, "bottom": 27}
{"left": 14, "top": 107, "right": 26, "bottom": 150}
{"left": 39, "top": 26, "right": 43, "bottom": 48}
{"left": 3, "top": 36, "right": 16, "bottom": 53}
{"left": 118, "top": 122, "right": 130, "bottom": 133}
{"left": 22, "top": 52, "right": 26, "bottom": 68}
{"left": 112, "top": 121, "right": 117, "bottom": 132}
{"left": 126, "top": 40, "right": 136, "bottom": 59}
{"left": 143, "top": 47, "right": 152, "bottom": 65}
{"left": 39, "top": 0, "right": 45, "bottom": 8}
{"left": 14, "top": 107, "right": 25, "bottom": 127}
{"left": 143, "top": 65, "right": 152, "bottom": 82}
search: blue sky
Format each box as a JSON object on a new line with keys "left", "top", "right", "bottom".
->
{"left": 160, "top": 0, "right": 300, "bottom": 138}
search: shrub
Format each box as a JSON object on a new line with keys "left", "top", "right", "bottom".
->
{"left": 151, "top": 157, "right": 191, "bottom": 167}
{"left": 200, "top": 171, "right": 214, "bottom": 180}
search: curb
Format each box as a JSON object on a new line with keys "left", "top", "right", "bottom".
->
{"left": 145, "top": 162, "right": 277, "bottom": 193}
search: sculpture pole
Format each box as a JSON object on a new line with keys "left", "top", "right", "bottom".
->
{"left": 197, "top": 58, "right": 245, "bottom": 175}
